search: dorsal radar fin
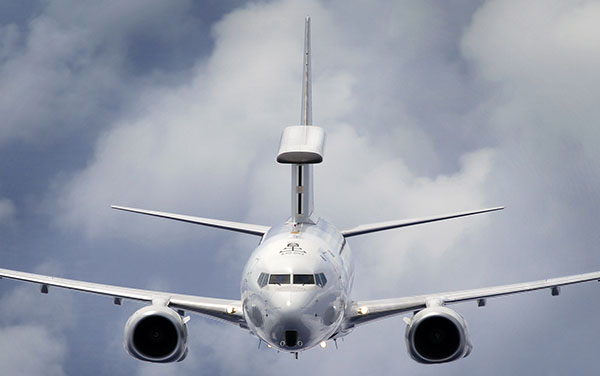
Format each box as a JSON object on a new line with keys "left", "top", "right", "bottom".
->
{"left": 301, "top": 16, "right": 312, "bottom": 126}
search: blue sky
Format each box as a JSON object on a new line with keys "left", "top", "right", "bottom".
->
{"left": 1, "top": 0, "right": 600, "bottom": 375}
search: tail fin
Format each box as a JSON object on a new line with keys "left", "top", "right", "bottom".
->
{"left": 301, "top": 16, "right": 312, "bottom": 126}
{"left": 277, "top": 17, "right": 325, "bottom": 224}
{"left": 293, "top": 16, "right": 315, "bottom": 223}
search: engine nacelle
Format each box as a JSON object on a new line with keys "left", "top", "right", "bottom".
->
{"left": 124, "top": 305, "right": 188, "bottom": 363}
{"left": 405, "top": 306, "right": 472, "bottom": 364}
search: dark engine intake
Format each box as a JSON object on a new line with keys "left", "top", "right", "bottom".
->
{"left": 405, "top": 306, "right": 472, "bottom": 364}
{"left": 124, "top": 305, "right": 188, "bottom": 363}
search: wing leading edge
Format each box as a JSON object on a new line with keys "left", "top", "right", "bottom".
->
{"left": 346, "top": 270, "right": 600, "bottom": 328}
{"left": 0, "top": 267, "right": 246, "bottom": 327}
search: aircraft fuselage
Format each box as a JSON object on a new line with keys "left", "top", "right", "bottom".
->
{"left": 241, "top": 217, "right": 354, "bottom": 351}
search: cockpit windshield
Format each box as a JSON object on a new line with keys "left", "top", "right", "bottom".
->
{"left": 315, "top": 272, "right": 327, "bottom": 287}
{"left": 258, "top": 273, "right": 327, "bottom": 287}
{"left": 269, "top": 274, "right": 291, "bottom": 285}
{"left": 293, "top": 274, "right": 315, "bottom": 285}
{"left": 257, "top": 272, "right": 269, "bottom": 288}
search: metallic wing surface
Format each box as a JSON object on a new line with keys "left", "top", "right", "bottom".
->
{"left": 346, "top": 271, "right": 600, "bottom": 327}
{"left": 0, "top": 267, "right": 245, "bottom": 327}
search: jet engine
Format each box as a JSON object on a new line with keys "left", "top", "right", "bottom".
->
{"left": 124, "top": 304, "right": 188, "bottom": 363}
{"left": 405, "top": 306, "right": 472, "bottom": 364}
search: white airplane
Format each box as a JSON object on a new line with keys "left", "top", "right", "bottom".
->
{"left": 1, "top": 17, "right": 600, "bottom": 365}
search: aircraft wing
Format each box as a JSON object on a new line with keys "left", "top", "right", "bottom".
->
{"left": 0, "top": 267, "right": 246, "bottom": 327}
{"left": 111, "top": 205, "right": 270, "bottom": 236}
{"left": 346, "top": 270, "right": 600, "bottom": 327}
{"left": 340, "top": 206, "right": 504, "bottom": 238}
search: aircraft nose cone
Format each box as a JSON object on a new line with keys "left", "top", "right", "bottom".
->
{"left": 268, "top": 291, "right": 314, "bottom": 350}
{"left": 272, "top": 291, "right": 313, "bottom": 312}
{"left": 273, "top": 318, "right": 309, "bottom": 350}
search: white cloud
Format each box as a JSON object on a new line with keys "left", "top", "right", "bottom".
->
{"left": 0, "top": 14, "right": 118, "bottom": 144}
{"left": 0, "top": 325, "right": 67, "bottom": 376}
{"left": 460, "top": 0, "right": 600, "bottom": 249}
{"left": 0, "top": 198, "right": 15, "bottom": 225}
{"left": 0, "top": 0, "right": 208, "bottom": 146}
{"left": 0, "top": 263, "right": 76, "bottom": 376}
{"left": 54, "top": 0, "right": 332, "bottom": 241}
{"left": 46, "top": 4, "right": 502, "bottom": 373}
{"left": 462, "top": 0, "right": 600, "bottom": 160}
{"left": 54, "top": 0, "right": 494, "bottom": 249}
{"left": 318, "top": 128, "right": 495, "bottom": 295}
{"left": 1, "top": 0, "right": 600, "bottom": 374}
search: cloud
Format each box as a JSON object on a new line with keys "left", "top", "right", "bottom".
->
{"left": 44, "top": 1, "right": 498, "bottom": 371}
{"left": 461, "top": 0, "right": 600, "bottom": 260}
{"left": 47, "top": 0, "right": 502, "bottom": 371}
{"left": 462, "top": 0, "right": 600, "bottom": 159}
{"left": 54, "top": 0, "right": 331, "bottom": 242}
{"left": 0, "top": 325, "right": 67, "bottom": 376}
{"left": 0, "top": 198, "right": 15, "bottom": 225}
{"left": 2, "top": 0, "right": 600, "bottom": 375}
{"left": 0, "top": 262, "right": 76, "bottom": 376}
{"left": 54, "top": 0, "right": 493, "bottom": 248}
{"left": 0, "top": 0, "right": 214, "bottom": 146}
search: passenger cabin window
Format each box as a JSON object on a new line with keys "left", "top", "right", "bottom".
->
{"left": 257, "top": 272, "right": 269, "bottom": 288}
{"left": 269, "top": 274, "right": 291, "bottom": 285}
{"left": 293, "top": 274, "right": 315, "bottom": 285}
{"left": 315, "top": 273, "right": 327, "bottom": 287}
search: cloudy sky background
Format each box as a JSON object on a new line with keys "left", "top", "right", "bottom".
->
{"left": 1, "top": 0, "right": 600, "bottom": 374}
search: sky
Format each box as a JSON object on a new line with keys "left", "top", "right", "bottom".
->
{"left": 1, "top": 0, "right": 600, "bottom": 374}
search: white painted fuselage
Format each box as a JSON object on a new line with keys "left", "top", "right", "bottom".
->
{"left": 241, "top": 217, "right": 354, "bottom": 352}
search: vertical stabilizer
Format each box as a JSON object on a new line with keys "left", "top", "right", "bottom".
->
{"left": 301, "top": 16, "right": 312, "bottom": 126}
{"left": 277, "top": 17, "right": 325, "bottom": 225}
{"left": 293, "top": 16, "right": 314, "bottom": 224}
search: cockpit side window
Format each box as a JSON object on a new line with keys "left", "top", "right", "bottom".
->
{"left": 257, "top": 272, "right": 269, "bottom": 288}
{"left": 315, "top": 273, "right": 328, "bottom": 287}
{"left": 293, "top": 274, "right": 315, "bottom": 285}
{"left": 269, "top": 274, "right": 291, "bottom": 285}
